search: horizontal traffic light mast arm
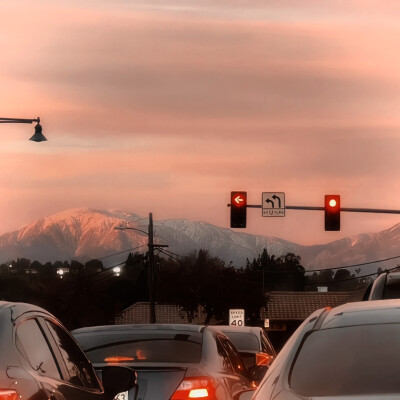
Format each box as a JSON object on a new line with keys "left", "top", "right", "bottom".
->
{"left": 237, "top": 204, "right": 400, "bottom": 214}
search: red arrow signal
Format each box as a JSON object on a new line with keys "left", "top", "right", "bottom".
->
{"left": 231, "top": 192, "right": 246, "bottom": 208}
{"left": 234, "top": 195, "right": 244, "bottom": 205}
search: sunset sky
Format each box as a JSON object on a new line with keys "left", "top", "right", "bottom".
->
{"left": 1, "top": 0, "right": 400, "bottom": 245}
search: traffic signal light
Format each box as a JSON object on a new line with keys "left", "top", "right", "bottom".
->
{"left": 325, "top": 195, "right": 340, "bottom": 231}
{"left": 231, "top": 191, "right": 247, "bottom": 228}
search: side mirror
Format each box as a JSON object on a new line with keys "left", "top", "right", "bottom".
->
{"left": 101, "top": 366, "right": 137, "bottom": 398}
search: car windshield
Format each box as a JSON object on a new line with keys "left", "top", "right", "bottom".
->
{"left": 222, "top": 331, "right": 259, "bottom": 351}
{"left": 383, "top": 277, "right": 400, "bottom": 299}
{"left": 78, "top": 332, "right": 203, "bottom": 364}
{"left": 290, "top": 323, "right": 400, "bottom": 396}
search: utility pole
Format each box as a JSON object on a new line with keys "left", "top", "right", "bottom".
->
{"left": 148, "top": 213, "right": 156, "bottom": 324}
{"left": 114, "top": 213, "right": 168, "bottom": 324}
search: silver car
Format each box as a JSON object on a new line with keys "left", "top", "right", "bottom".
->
{"left": 239, "top": 299, "right": 400, "bottom": 399}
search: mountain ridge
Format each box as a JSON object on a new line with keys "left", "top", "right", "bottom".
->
{"left": 0, "top": 208, "right": 399, "bottom": 274}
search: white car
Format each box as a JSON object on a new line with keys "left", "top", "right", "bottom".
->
{"left": 239, "top": 299, "right": 400, "bottom": 399}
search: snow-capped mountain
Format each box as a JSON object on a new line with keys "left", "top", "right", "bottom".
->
{"left": 0, "top": 208, "right": 399, "bottom": 273}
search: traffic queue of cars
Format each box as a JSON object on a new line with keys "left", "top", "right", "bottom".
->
{"left": 4, "top": 294, "right": 400, "bottom": 400}
{"left": 0, "top": 299, "right": 273, "bottom": 400}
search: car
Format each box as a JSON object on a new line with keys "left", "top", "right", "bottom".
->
{"left": 365, "top": 270, "right": 400, "bottom": 300}
{"left": 72, "top": 323, "right": 260, "bottom": 400}
{"left": 218, "top": 326, "right": 276, "bottom": 383}
{"left": 0, "top": 301, "right": 136, "bottom": 400}
{"left": 238, "top": 299, "right": 400, "bottom": 400}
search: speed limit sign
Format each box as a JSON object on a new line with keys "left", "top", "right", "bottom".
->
{"left": 229, "top": 309, "right": 245, "bottom": 327}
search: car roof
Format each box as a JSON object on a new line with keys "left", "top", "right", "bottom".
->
{"left": 217, "top": 325, "right": 263, "bottom": 335}
{"left": 72, "top": 323, "right": 207, "bottom": 335}
{"left": 0, "top": 301, "right": 52, "bottom": 320}
{"left": 318, "top": 299, "right": 400, "bottom": 330}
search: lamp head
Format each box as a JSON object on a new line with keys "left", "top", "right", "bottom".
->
{"left": 29, "top": 121, "right": 47, "bottom": 142}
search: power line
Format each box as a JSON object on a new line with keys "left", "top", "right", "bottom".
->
{"left": 159, "top": 248, "right": 183, "bottom": 259}
{"left": 307, "top": 265, "right": 400, "bottom": 285}
{"left": 157, "top": 248, "right": 182, "bottom": 263}
{"left": 305, "top": 254, "right": 400, "bottom": 274}
{"left": 96, "top": 245, "right": 147, "bottom": 261}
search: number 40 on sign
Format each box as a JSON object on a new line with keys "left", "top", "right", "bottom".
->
{"left": 229, "top": 309, "right": 245, "bottom": 327}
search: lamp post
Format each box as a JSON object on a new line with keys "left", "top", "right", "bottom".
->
{"left": 115, "top": 213, "right": 168, "bottom": 323}
{"left": 0, "top": 117, "right": 47, "bottom": 142}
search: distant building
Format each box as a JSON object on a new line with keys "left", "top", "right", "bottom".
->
{"left": 262, "top": 288, "right": 368, "bottom": 349}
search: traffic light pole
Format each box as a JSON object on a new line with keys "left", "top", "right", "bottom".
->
{"left": 230, "top": 193, "right": 400, "bottom": 232}
{"left": 245, "top": 205, "right": 400, "bottom": 214}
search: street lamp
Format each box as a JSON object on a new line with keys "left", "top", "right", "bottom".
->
{"left": 115, "top": 213, "right": 168, "bottom": 323}
{"left": 0, "top": 117, "right": 47, "bottom": 142}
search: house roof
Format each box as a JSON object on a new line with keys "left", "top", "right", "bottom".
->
{"left": 262, "top": 289, "right": 368, "bottom": 321}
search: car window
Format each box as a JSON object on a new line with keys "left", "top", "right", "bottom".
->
{"left": 78, "top": 332, "right": 202, "bottom": 364}
{"left": 215, "top": 336, "right": 234, "bottom": 373}
{"left": 222, "top": 331, "right": 259, "bottom": 351}
{"left": 382, "top": 278, "right": 400, "bottom": 299}
{"left": 219, "top": 337, "right": 247, "bottom": 375}
{"left": 290, "top": 324, "right": 400, "bottom": 396}
{"left": 260, "top": 331, "right": 275, "bottom": 356}
{"left": 16, "top": 318, "right": 62, "bottom": 380}
{"left": 46, "top": 320, "right": 101, "bottom": 390}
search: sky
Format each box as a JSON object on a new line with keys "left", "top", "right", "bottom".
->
{"left": 1, "top": 0, "right": 400, "bottom": 246}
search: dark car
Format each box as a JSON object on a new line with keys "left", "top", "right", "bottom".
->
{"left": 218, "top": 326, "right": 276, "bottom": 370}
{"left": 72, "top": 323, "right": 259, "bottom": 400}
{"left": 0, "top": 301, "right": 136, "bottom": 400}
{"left": 239, "top": 299, "right": 400, "bottom": 400}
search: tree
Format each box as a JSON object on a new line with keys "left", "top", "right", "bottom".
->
{"left": 245, "top": 250, "right": 305, "bottom": 292}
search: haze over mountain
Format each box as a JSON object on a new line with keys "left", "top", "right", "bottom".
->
{"left": 0, "top": 208, "right": 398, "bottom": 274}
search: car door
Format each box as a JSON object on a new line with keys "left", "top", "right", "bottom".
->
{"left": 40, "top": 317, "right": 107, "bottom": 400}
{"left": 15, "top": 315, "right": 106, "bottom": 400}
{"left": 15, "top": 316, "right": 65, "bottom": 400}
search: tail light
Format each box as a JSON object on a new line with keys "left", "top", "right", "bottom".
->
{"left": 0, "top": 390, "right": 17, "bottom": 400}
{"left": 104, "top": 356, "right": 134, "bottom": 363}
{"left": 171, "top": 377, "right": 216, "bottom": 399}
{"left": 256, "top": 352, "right": 273, "bottom": 366}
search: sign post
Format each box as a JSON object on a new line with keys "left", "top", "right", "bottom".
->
{"left": 229, "top": 309, "right": 245, "bottom": 327}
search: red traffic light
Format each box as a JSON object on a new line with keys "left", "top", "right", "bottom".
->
{"left": 231, "top": 191, "right": 247, "bottom": 228}
{"left": 325, "top": 195, "right": 340, "bottom": 231}
{"left": 232, "top": 192, "right": 246, "bottom": 207}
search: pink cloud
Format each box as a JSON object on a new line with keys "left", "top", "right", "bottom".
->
{"left": 1, "top": 0, "right": 400, "bottom": 244}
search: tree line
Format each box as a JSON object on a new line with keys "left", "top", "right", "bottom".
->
{"left": 0, "top": 249, "right": 372, "bottom": 330}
